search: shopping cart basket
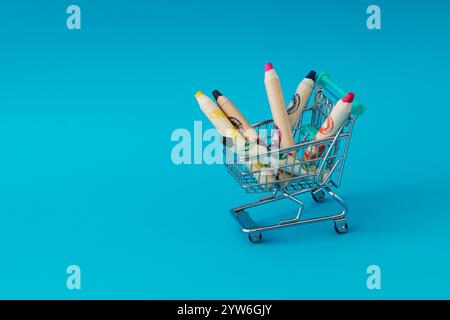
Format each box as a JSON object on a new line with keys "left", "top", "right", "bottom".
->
{"left": 223, "top": 72, "right": 365, "bottom": 243}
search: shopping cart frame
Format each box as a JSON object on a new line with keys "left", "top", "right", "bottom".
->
{"left": 223, "top": 72, "right": 363, "bottom": 243}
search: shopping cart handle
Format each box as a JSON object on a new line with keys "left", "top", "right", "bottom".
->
{"left": 316, "top": 72, "right": 365, "bottom": 117}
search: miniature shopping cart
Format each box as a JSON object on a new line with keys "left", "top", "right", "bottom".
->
{"left": 223, "top": 72, "right": 365, "bottom": 243}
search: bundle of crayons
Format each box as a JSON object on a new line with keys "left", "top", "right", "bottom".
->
{"left": 195, "top": 63, "right": 355, "bottom": 185}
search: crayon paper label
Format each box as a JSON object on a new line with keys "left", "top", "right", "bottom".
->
{"left": 303, "top": 143, "right": 326, "bottom": 160}
{"left": 274, "top": 125, "right": 282, "bottom": 146}
{"left": 318, "top": 116, "right": 334, "bottom": 135}
{"left": 287, "top": 94, "right": 301, "bottom": 115}
{"left": 209, "top": 109, "right": 226, "bottom": 120}
{"left": 228, "top": 117, "right": 244, "bottom": 130}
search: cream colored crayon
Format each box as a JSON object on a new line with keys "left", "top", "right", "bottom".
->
{"left": 278, "top": 152, "right": 303, "bottom": 177}
{"left": 287, "top": 70, "right": 316, "bottom": 129}
{"left": 264, "top": 63, "right": 295, "bottom": 149}
{"left": 269, "top": 123, "right": 302, "bottom": 184}
{"left": 211, "top": 89, "right": 280, "bottom": 182}
{"left": 275, "top": 161, "right": 330, "bottom": 188}
{"left": 249, "top": 161, "right": 275, "bottom": 186}
{"left": 195, "top": 91, "right": 274, "bottom": 185}
{"left": 212, "top": 90, "right": 263, "bottom": 145}
{"left": 264, "top": 63, "right": 302, "bottom": 181}
{"left": 303, "top": 92, "right": 355, "bottom": 160}
{"left": 195, "top": 91, "right": 250, "bottom": 156}
{"left": 195, "top": 91, "right": 240, "bottom": 139}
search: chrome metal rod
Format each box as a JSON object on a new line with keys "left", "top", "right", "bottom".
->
{"left": 231, "top": 187, "right": 315, "bottom": 212}
{"left": 231, "top": 186, "right": 347, "bottom": 234}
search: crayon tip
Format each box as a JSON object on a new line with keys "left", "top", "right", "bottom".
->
{"left": 212, "top": 90, "right": 222, "bottom": 101}
{"left": 342, "top": 92, "right": 355, "bottom": 103}
{"left": 306, "top": 70, "right": 316, "bottom": 81}
{"left": 264, "top": 63, "right": 274, "bottom": 72}
{"left": 194, "top": 91, "right": 203, "bottom": 98}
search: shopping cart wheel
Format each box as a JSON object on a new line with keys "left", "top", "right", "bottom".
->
{"left": 311, "top": 189, "right": 326, "bottom": 203}
{"left": 334, "top": 219, "right": 348, "bottom": 234}
{"left": 248, "top": 232, "right": 262, "bottom": 243}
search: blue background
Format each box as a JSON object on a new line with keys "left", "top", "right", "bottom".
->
{"left": 0, "top": 0, "right": 449, "bottom": 299}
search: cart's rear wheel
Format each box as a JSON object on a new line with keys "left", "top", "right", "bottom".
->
{"left": 334, "top": 219, "right": 348, "bottom": 234}
{"left": 311, "top": 189, "right": 326, "bottom": 203}
{"left": 249, "top": 232, "right": 262, "bottom": 243}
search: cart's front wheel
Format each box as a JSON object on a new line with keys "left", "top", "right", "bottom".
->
{"left": 334, "top": 219, "right": 348, "bottom": 234}
{"left": 249, "top": 232, "right": 262, "bottom": 243}
{"left": 312, "top": 189, "right": 326, "bottom": 203}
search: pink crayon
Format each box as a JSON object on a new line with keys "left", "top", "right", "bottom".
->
{"left": 264, "top": 63, "right": 295, "bottom": 150}
{"left": 303, "top": 92, "right": 355, "bottom": 160}
{"left": 265, "top": 63, "right": 274, "bottom": 72}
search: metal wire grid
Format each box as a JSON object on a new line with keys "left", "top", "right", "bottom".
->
{"left": 223, "top": 85, "right": 356, "bottom": 194}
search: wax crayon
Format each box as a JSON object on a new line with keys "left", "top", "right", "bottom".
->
{"left": 264, "top": 63, "right": 295, "bottom": 149}
{"left": 250, "top": 161, "right": 275, "bottom": 186}
{"left": 264, "top": 63, "right": 303, "bottom": 181}
{"left": 287, "top": 70, "right": 316, "bottom": 129}
{"left": 278, "top": 152, "right": 303, "bottom": 178}
{"left": 303, "top": 92, "right": 355, "bottom": 160}
{"left": 212, "top": 90, "right": 263, "bottom": 145}
{"left": 213, "top": 89, "right": 279, "bottom": 172}
{"left": 195, "top": 91, "right": 238, "bottom": 138}
{"left": 195, "top": 91, "right": 274, "bottom": 185}
{"left": 274, "top": 167, "right": 328, "bottom": 187}
{"left": 269, "top": 113, "right": 302, "bottom": 181}
{"left": 195, "top": 91, "right": 250, "bottom": 154}
{"left": 212, "top": 90, "right": 278, "bottom": 183}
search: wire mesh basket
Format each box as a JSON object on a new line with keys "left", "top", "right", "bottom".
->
{"left": 224, "top": 87, "right": 356, "bottom": 194}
